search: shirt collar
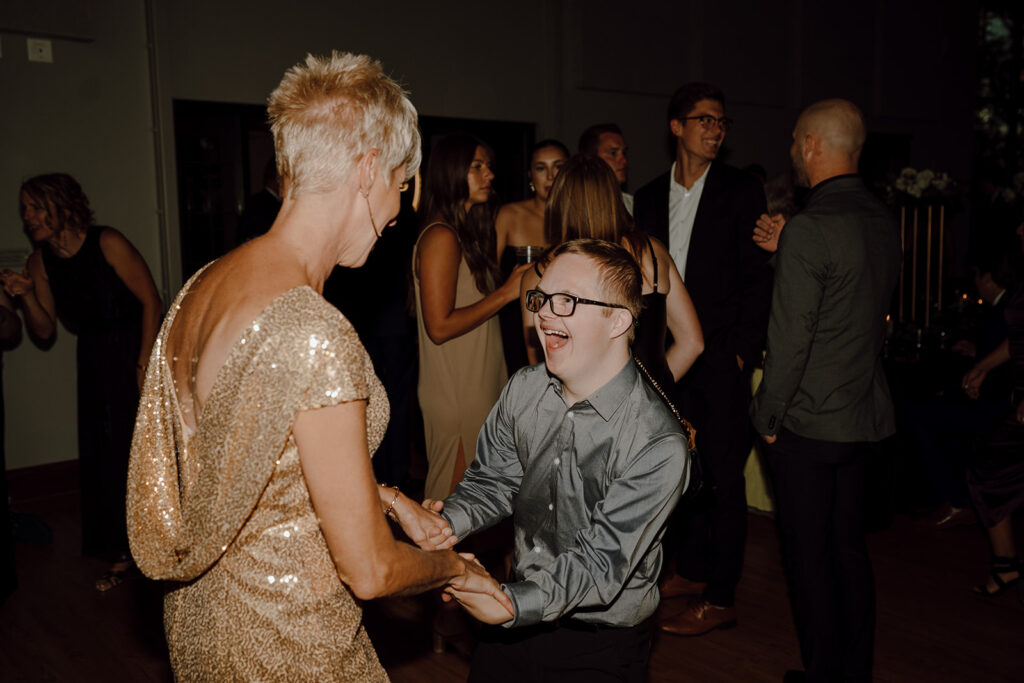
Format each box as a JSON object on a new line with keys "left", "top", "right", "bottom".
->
{"left": 546, "top": 358, "right": 637, "bottom": 421}
{"left": 669, "top": 161, "right": 710, "bottom": 195}
{"left": 806, "top": 173, "right": 859, "bottom": 201}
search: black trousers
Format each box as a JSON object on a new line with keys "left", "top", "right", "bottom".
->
{"left": 468, "top": 620, "right": 650, "bottom": 683}
{"left": 765, "top": 429, "right": 875, "bottom": 683}
{"left": 674, "top": 364, "right": 753, "bottom": 606}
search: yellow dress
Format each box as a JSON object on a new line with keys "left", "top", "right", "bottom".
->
{"left": 413, "top": 224, "right": 507, "bottom": 500}
{"left": 127, "top": 275, "right": 390, "bottom": 682}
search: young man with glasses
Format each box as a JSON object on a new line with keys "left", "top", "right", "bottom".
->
{"left": 634, "top": 82, "right": 772, "bottom": 636}
{"left": 424, "top": 239, "right": 689, "bottom": 682}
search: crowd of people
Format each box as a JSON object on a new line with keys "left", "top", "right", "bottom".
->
{"left": 1, "top": 49, "right": 1022, "bottom": 682}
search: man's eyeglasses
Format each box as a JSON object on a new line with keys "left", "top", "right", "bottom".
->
{"left": 681, "top": 115, "right": 733, "bottom": 131}
{"left": 525, "top": 289, "right": 629, "bottom": 317}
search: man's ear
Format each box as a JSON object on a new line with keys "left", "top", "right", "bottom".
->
{"left": 357, "top": 148, "right": 381, "bottom": 193}
{"left": 669, "top": 119, "right": 684, "bottom": 138}
{"left": 609, "top": 308, "right": 634, "bottom": 340}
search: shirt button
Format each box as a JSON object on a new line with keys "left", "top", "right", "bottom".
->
{"left": 548, "top": 503, "right": 554, "bottom": 511}
{"left": 533, "top": 546, "right": 541, "bottom": 554}
{"left": 567, "top": 412, "right": 574, "bottom": 420}
{"left": 554, "top": 458, "right": 560, "bottom": 466}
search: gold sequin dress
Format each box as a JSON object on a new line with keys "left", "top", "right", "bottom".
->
{"left": 127, "top": 275, "right": 390, "bottom": 682}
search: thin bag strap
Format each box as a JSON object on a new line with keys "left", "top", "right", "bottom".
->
{"left": 632, "top": 354, "right": 696, "bottom": 451}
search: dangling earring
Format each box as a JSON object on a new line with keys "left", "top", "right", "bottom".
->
{"left": 361, "top": 188, "right": 381, "bottom": 237}
{"left": 529, "top": 182, "right": 536, "bottom": 194}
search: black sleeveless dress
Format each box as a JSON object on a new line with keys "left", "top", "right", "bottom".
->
{"left": 631, "top": 237, "right": 674, "bottom": 396}
{"left": 42, "top": 227, "right": 142, "bottom": 558}
{"left": 498, "top": 245, "right": 546, "bottom": 372}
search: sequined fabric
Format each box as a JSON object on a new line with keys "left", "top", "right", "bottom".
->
{"left": 127, "top": 275, "right": 389, "bottom": 681}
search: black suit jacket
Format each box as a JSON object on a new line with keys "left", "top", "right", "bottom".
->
{"left": 750, "top": 175, "right": 899, "bottom": 442}
{"left": 634, "top": 162, "right": 772, "bottom": 378}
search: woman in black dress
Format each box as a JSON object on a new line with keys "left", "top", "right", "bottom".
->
{"left": 518, "top": 155, "right": 703, "bottom": 389}
{"left": 2, "top": 173, "right": 162, "bottom": 591}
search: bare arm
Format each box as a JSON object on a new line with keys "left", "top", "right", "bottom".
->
{"left": 99, "top": 229, "right": 162, "bottom": 383}
{"left": 651, "top": 238, "right": 704, "bottom": 380}
{"left": 416, "top": 224, "right": 525, "bottom": 345}
{"left": 495, "top": 206, "right": 511, "bottom": 259}
{"left": 2, "top": 250, "right": 56, "bottom": 342}
{"left": 963, "top": 338, "right": 1010, "bottom": 400}
{"left": 294, "top": 399, "right": 511, "bottom": 608}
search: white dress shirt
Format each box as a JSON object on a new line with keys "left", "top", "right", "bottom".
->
{"left": 667, "top": 161, "right": 709, "bottom": 281}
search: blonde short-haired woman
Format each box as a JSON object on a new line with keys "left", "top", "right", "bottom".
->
{"left": 127, "top": 52, "right": 509, "bottom": 681}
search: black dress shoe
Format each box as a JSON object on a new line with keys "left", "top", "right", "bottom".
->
{"left": 782, "top": 670, "right": 806, "bottom": 683}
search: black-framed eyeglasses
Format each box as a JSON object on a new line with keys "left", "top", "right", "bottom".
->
{"left": 525, "top": 289, "right": 628, "bottom": 317}
{"left": 681, "top": 115, "right": 733, "bottom": 131}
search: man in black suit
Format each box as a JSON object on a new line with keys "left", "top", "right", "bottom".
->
{"left": 634, "top": 83, "right": 772, "bottom": 635}
{"left": 751, "top": 99, "right": 900, "bottom": 682}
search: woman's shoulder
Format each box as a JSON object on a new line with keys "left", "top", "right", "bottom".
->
{"left": 417, "top": 221, "right": 461, "bottom": 253}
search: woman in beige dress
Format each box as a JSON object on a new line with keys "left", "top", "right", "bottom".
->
{"left": 414, "top": 133, "right": 528, "bottom": 501}
{"left": 127, "top": 52, "right": 510, "bottom": 681}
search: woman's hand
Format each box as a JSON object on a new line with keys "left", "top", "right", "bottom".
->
{"left": 382, "top": 489, "right": 457, "bottom": 550}
{"left": 1, "top": 269, "right": 34, "bottom": 297}
{"left": 753, "top": 213, "right": 786, "bottom": 253}
{"left": 498, "top": 263, "right": 531, "bottom": 305}
{"left": 446, "top": 553, "right": 514, "bottom": 624}
{"left": 963, "top": 366, "right": 987, "bottom": 400}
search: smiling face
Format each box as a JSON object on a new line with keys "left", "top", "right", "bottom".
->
{"left": 534, "top": 252, "right": 629, "bottom": 391}
{"left": 465, "top": 146, "right": 495, "bottom": 209}
{"left": 20, "top": 191, "right": 59, "bottom": 242}
{"left": 596, "top": 132, "right": 628, "bottom": 184}
{"left": 672, "top": 97, "right": 725, "bottom": 166}
{"left": 529, "top": 145, "right": 568, "bottom": 201}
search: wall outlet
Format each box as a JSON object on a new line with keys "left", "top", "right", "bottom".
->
{"left": 27, "top": 38, "right": 53, "bottom": 63}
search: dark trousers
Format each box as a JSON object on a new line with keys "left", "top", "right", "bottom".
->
{"left": 468, "top": 620, "right": 650, "bottom": 683}
{"left": 674, "top": 365, "right": 753, "bottom": 606}
{"left": 765, "top": 429, "right": 875, "bottom": 683}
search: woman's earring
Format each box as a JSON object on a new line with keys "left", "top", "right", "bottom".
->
{"left": 529, "top": 182, "right": 536, "bottom": 194}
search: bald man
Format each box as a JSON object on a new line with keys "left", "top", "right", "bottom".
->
{"left": 750, "top": 99, "right": 899, "bottom": 683}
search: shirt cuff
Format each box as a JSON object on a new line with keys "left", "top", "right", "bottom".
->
{"left": 501, "top": 580, "right": 544, "bottom": 628}
{"left": 751, "top": 395, "right": 787, "bottom": 436}
{"left": 440, "top": 505, "right": 472, "bottom": 540}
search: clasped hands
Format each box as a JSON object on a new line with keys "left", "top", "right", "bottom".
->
{"left": 383, "top": 489, "right": 513, "bottom": 624}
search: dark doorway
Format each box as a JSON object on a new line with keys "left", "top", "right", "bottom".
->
{"left": 172, "top": 100, "right": 273, "bottom": 283}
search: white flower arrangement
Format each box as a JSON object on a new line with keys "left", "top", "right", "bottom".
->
{"left": 887, "top": 167, "right": 960, "bottom": 205}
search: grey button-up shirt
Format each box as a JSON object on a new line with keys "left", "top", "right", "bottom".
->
{"left": 442, "top": 360, "right": 689, "bottom": 628}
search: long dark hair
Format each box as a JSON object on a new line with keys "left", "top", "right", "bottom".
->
{"left": 20, "top": 173, "right": 95, "bottom": 233}
{"left": 419, "top": 133, "right": 501, "bottom": 294}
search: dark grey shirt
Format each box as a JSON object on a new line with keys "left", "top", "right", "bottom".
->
{"left": 442, "top": 359, "right": 689, "bottom": 628}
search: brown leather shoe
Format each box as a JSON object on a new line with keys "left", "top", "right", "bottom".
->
{"left": 659, "top": 573, "right": 709, "bottom": 599}
{"left": 659, "top": 599, "right": 737, "bottom": 636}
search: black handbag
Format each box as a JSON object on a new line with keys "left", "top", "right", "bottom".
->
{"left": 632, "top": 355, "right": 711, "bottom": 508}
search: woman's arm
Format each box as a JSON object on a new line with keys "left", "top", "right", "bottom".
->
{"left": 963, "top": 338, "right": 1010, "bottom": 400}
{"left": 99, "top": 229, "right": 163, "bottom": 384}
{"left": 416, "top": 224, "right": 526, "bottom": 345}
{"left": 652, "top": 238, "right": 704, "bottom": 380}
{"left": 495, "top": 206, "right": 511, "bottom": 259}
{"left": 519, "top": 265, "right": 542, "bottom": 366}
{"left": 294, "top": 399, "right": 512, "bottom": 610}
{"left": 2, "top": 250, "right": 56, "bottom": 342}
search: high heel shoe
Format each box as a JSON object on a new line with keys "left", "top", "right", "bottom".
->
{"left": 972, "top": 555, "right": 1022, "bottom": 600}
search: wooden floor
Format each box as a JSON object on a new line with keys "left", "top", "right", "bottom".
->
{"left": 1, "top": 490, "right": 1020, "bottom": 682}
